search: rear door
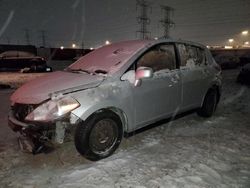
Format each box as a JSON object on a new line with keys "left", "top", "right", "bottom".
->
{"left": 177, "top": 43, "right": 209, "bottom": 110}
{"left": 132, "top": 43, "right": 182, "bottom": 128}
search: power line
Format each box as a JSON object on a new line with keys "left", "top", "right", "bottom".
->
{"left": 159, "top": 5, "right": 174, "bottom": 38}
{"left": 24, "top": 29, "right": 30, "bottom": 45}
{"left": 6, "top": 36, "right": 10, "bottom": 44}
{"left": 81, "top": 39, "right": 85, "bottom": 54}
{"left": 39, "top": 30, "right": 47, "bottom": 47}
{"left": 136, "top": 0, "right": 151, "bottom": 39}
{"left": 177, "top": 18, "right": 250, "bottom": 27}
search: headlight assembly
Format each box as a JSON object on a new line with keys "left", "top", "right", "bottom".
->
{"left": 25, "top": 96, "right": 80, "bottom": 122}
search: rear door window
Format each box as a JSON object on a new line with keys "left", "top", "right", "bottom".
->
{"left": 196, "top": 47, "right": 206, "bottom": 66}
{"left": 177, "top": 44, "right": 188, "bottom": 67}
{"left": 177, "top": 44, "right": 206, "bottom": 68}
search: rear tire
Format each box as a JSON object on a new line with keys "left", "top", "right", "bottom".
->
{"left": 197, "top": 89, "right": 218, "bottom": 117}
{"left": 74, "top": 110, "right": 123, "bottom": 161}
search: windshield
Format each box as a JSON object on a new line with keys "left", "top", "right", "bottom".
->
{"left": 68, "top": 40, "right": 150, "bottom": 74}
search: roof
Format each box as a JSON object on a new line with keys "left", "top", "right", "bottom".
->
{"left": 68, "top": 39, "right": 207, "bottom": 74}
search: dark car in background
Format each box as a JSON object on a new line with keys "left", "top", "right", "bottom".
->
{"left": 214, "top": 54, "right": 240, "bottom": 69}
{"left": 239, "top": 57, "right": 250, "bottom": 67}
{"left": 0, "top": 51, "right": 52, "bottom": 72}
{"left": 237, "top": 63, "right": 250, "bottom": 85}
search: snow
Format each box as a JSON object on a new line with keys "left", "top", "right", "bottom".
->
{"left": 121, "top": 70, "right": 135, "bottom": 84}
{"left": 10, "top": 71, "right": 103, "bottom": 104}
{"left": 69, "top": 40, "right": 151, "bottom": 74}
{"left": 0, "top": 68, "right": 250, "bottom": 187}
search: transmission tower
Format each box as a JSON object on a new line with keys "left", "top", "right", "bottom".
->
{"left": 136, "top": 0, "right": 151, "bottom": 39}
{"left": 159, "top": 5, "right": 174, "bottom": 38}
{"left": 24, "top": 29, "right": 30, "bottom": 45}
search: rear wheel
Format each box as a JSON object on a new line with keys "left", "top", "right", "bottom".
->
{"left": 197, "top": 89, "right": 218, "bottom": 117}
{"left": 74, "top": 110, "right": 123, "bottom": 161}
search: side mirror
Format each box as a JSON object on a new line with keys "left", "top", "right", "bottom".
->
{"left": 134, "top": 66, "right": 153, "bottom": 87}
{"left": 121, "top": 67, "right": 153, "bottom": 87}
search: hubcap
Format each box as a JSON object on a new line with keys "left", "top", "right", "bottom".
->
{"left": 89, "top": 119, "right": 118, "bottom": 154}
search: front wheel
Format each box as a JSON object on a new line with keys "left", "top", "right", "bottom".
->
{"left": 197, "top": 89, "right": 218, "bottom": 117}
{"left": 74, "top": 110, "right": 123, "bottom": 161}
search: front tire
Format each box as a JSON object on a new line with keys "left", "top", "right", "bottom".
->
{"left": 197, "top": 89, "right": 218, "bottom": 117}
{"left": 74, "top": 110, "right": 123, "bottom": 161}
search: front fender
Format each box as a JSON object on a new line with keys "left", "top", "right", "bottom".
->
{"left": 70, "top": 82, "right": 134, "bottom": 132}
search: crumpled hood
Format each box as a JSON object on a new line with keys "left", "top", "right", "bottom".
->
{"left": 11, "top": 71, "right": 104, "bottom": 104}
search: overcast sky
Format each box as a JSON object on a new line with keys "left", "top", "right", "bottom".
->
{"left": 0, "top": 0, "right": 249, "bottom": 48}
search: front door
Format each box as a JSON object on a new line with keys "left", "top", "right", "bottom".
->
{"left": 132, "top": 43, "right": 182, "bottom": 128}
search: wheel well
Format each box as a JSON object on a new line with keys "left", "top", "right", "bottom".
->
{"left": 201, "top": 85, "right": 221, "bottom": 107}
{"left": 210, "top": 85, "right": 221, "bottom": 104}
{"left": 92, "top": 107, "right": 128, "bottom": 133}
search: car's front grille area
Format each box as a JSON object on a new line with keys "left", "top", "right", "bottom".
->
{"left": 12, "top": 103, "right": 37, "bottom": 121}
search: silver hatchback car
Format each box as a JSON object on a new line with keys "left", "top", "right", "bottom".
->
{"left": 8, "top": 39, "right": 222, "bottom": 160}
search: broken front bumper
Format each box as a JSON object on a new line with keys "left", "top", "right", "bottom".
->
{"left": 8, "top": 110, "right": 56, "bottom": 153}
{"left": 8, "top": 110, "right": 81, "bottom": 153}
{"left": 8, "top": 110, "right": 55, "bottom": 132}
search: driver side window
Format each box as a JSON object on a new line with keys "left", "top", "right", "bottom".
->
{"left": 137, "top": 44, "right": 176, "bottom": 72}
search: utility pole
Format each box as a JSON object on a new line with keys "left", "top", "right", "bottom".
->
{"left": 39, "top": 30, "right": 46, "bottom": 47}
{"left": 136, "top": 0, "right": 151, "bottom": 39}
{"left": 24, "top": 29, "right": 30, "bottom": 45}
{"left": 159, "top": 5, "right": 174, "bottom": 38}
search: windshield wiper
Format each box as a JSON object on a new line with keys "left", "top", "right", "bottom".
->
{"left": 94, "top": 69, "right": 107, "bottom": 74}
{"left": 66, "top": 68, "right": 93, "bottom": 75}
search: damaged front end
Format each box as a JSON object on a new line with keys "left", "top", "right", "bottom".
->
{"left": 8, "top": 97, "right": 81, "bottom": 154}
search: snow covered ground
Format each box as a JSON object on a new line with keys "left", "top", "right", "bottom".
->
{"left": 0, "top": 68, "right": 250, "bottom": 188}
